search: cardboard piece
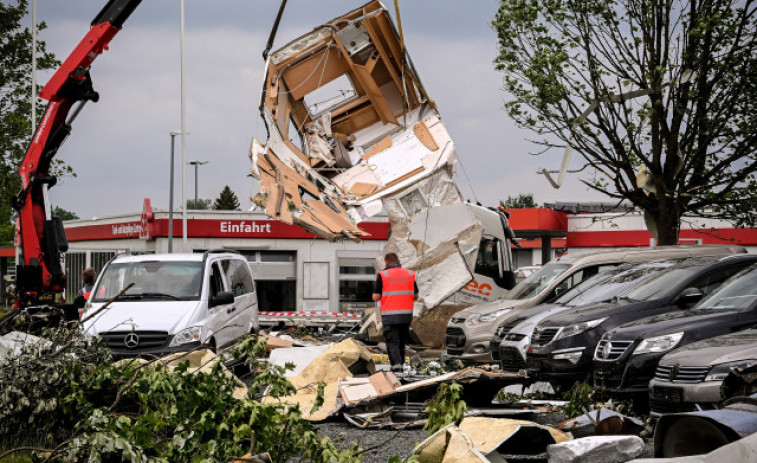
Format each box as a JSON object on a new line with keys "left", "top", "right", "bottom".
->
{"left": 339, "top": 371, "right": 400, "bottom": 405}
{"left": 265, "top": 338, "right": 375, "bottom": 421}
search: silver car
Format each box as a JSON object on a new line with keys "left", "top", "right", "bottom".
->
{"left": 649, "top": 329, "right": 757, "bottom": 415}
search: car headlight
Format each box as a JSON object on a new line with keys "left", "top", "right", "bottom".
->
{"left": 704, "top": 360, "right": 757, "bottom": 382}
{"left": 553, "top": 317, "right": 608, "bottom": 341}
{"left": 169, "top": 326, "right": 202, "bottom": 347}
{"left": 633, "top": 332, "right": 684, "bottom": 355}
{"left": 466, "top": 309, "right": 512, "bottom": 327}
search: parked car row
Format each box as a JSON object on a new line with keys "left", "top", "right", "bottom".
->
{"left": 445, "top": 245, "right": 757, "bottom": 412}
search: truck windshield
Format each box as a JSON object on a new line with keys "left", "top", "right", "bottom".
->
{"left": 507, "top": 263, "right": 571, "bottom": 300}
{"left": 92, "top": 261, "right": 204, "bottom": 302}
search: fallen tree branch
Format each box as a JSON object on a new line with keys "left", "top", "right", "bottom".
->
{"left": 0, "top": 446, "right": 54, "bottom": 461}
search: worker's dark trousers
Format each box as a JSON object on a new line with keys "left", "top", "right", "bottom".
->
{"left": 383, "top": 323, "right": 410, "bottom": 366}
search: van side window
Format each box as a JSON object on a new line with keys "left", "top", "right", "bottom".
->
{"left": 209, "top": 262, "right": 225, "bottom": 297}
{"left": 222, "top": 259, "right": 255, "bottom": 296}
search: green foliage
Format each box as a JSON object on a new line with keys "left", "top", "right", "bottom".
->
{"left": 213, "top": 185, "right": 241, "bottom": 211}
{"left": 52, "top": 205, "right": 79, "bottom": 221}
{"left": 0, "top": 324, "right": 362, "bottom": 462}
{"left": 185, "top": 198, "right": 211, "bottom": 210}
{"left": 493, "top": 0, "right": 757, "bottom": 243}
{"left": 423, "top": 382, "right": 467, "bottom": 435}
{"left": 494, "top": 385, "right": 551, "bottom": 404}
{"left": 0, "top": 0, "right": 61, "bottom": 247}
{"left": 500, "top": 193, "right": 537, "bottom": 209}
{"left": 561, "top": 382, "right": 595, "bottom": 418}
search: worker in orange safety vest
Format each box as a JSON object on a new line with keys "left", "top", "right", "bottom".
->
{"left": 74, "top": 267, "right": 97, "bottom": 308}
{"left": 372, "top": 253, "right": 418, "bottom": 372}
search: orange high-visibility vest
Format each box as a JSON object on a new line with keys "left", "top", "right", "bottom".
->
{"left": 380, "top": 267, "right": 415, "bottom": 317}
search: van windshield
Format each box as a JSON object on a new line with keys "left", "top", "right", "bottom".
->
{"left": 507, "top": 263, "right": 571, "bottom": 300}
{"left": 92, "top": 261, "right": 204, "bottom": 302}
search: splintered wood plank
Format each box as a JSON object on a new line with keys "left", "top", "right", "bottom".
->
{"left": 303, "top": 199, "right": 369, "bottom": 237}
{"left": 349, "top": 182, "right": 379, "bottom": 197}
{"left": 353, "top": 64, "right": 398, "bottom": 125}
{"left": 284, "top": 46, "right": 350, "bottom": 102}
{"left": 362, "top": 135, "right": 393, "bottom": 160}
{"left": 413, "top": 121, "right": 439, "bottom": 151}
{"left": 259, "top": 172, "right": 294, "bottom": 225}
{"left": 371, "top": 166, "right": 425, "bottom": 196}
{"left": 262, "top": 151, "right": 321, "bottom": 198}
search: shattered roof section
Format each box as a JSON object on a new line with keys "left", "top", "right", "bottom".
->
{"left": 251, "top": 0, "right": 460, "bottom": 242}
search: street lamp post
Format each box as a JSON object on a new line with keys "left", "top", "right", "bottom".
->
{"left": 168, "top": 130, "right": 186, "bottom": 253}
{"left": 188, "top": 160, "right": 208, "bottom": 205}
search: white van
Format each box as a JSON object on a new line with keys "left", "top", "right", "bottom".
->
{"left": 82, "top": 251, "right": 258, "bottom": 356}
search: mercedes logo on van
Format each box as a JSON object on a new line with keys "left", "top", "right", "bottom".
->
{"left": 124, "top": 332, "right": 140, "bottom": 349}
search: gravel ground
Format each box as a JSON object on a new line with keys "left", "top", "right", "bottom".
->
{"left": 312, "top": 419, "right": 429, "bottom": 463}
{"left": 306, "top": 411, "right": 655, "bottom": 463}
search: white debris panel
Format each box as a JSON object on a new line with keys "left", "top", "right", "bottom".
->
{"left": 250, "top": 0, "right": 486, "bottom": 312}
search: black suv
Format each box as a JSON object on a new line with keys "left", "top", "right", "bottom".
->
{"left": 594, "top": 262, "right": 757, "bottom": 402}
{"left": 526, "top": 255, "right": 757, "bottom": 390}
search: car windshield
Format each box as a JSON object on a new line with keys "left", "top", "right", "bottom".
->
{"left": 557, "top": 263, "right": 670, "bottom": 307}
{"left": 622, "top": 266, "right": 701, "bottom": 302}
{"left": 507, "top": 263, "right": 571, "bottom": 300}
{"left": 696, "top": 265, "right": 757, "bottom": 310}
{"left": 92, "top": 261, "right": 204, "bottom": 302}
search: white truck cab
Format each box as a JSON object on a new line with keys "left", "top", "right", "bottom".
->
{"left": 82, "top": 251, "right": 258, "bottom": 356}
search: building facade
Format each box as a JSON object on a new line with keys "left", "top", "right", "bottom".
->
{"left": 58, "top": 200, "right": 757, "bottom": 312}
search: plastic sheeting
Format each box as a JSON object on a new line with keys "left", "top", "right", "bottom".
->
{"left": 379, "top": 173, "right": 481, "bottom": 315}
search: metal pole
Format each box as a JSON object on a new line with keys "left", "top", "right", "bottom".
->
{"left": 194, "top": 163, "right": 199, "bottom": 202}
{"left": 169, "top": 134, "right": 175, "bottom": 252}
{"left": 187, "top": 161, "right": 208, "bottom": 206}
{"left": 180, "top": 0, "right": 188, "bottom": 252}
{"left": 168, "top": 131, "right": 181, "bottom": 253}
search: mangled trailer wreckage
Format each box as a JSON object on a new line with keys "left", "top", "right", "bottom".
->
{"left": 250, "top": 1, "right": 518, "bottom": 325}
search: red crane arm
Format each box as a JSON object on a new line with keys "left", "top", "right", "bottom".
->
{"left": 14, "top": 0, "right": 142, "bottom": 307}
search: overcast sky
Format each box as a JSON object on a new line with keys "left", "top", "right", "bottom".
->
{"left": 26, "top": 0, "right": 605, "bottom": 219}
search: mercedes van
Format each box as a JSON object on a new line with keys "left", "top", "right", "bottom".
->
{"left": 82, "top": 251, "right": 258, "bottom": 356}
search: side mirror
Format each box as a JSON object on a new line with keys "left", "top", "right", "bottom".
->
{"left": 677, "top": 287, "right": 704, "bottom": 308}
{"left": 210, "top": 291, "right": 235, "bottom": 307}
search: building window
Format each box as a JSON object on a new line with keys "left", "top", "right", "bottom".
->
{"left": 338, "top": 258, "right": 376, "bottom": 311}
{"left": 65, "top": 252, "right": 87, "bottom": 301}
